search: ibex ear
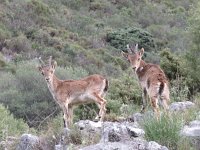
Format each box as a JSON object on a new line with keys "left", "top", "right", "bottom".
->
{"left": 139, "top": 48, "right": 144, "bottom": 57}
{"left": 121, "top": 51, "right": 129, "bottom": 59}
{"left": 52, "top": 61, "right": 57, "bottom": 69}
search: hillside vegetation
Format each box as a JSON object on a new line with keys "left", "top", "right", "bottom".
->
{"left": 0, "top": 0, "right": 200, "bottom": 149}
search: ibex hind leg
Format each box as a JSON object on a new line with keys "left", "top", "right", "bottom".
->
{"left": 150, "top": 96, "right": 160, "bottom": 120}
{"left": 93, "top": 92, "right": 107, "bottom": 122}
{"left": 160, "top": 95, "right": 170, "bottom": 118}
{"left": 140, "top": 88, "right": 148, "bottom": 113}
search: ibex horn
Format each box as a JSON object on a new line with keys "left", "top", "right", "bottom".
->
{"left": 127, "top": 44, "right": 132, "bottom": 53}
{"left": 49, "top": 56, "right": 52, "bottom": 66}
{"left": 135, "top": 43, "right": 138, "bottom": 51}
{"left": 38, "top": 57, "right": 45, "bottom": 65}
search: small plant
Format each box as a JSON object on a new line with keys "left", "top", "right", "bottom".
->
{"left": 141, "top": 113, "right": 183, "bottom": 150}
{"left": 141, "top": 109, "right": 198, "bottom": 150}
{"left": 170, "top": 77, "right": 190, "bottom": 102}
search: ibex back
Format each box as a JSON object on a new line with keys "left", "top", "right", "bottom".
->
{"left": 38, "top": 56, "right": 108, "bottom": 128}
{"left": 122, "top": 44, "right": 170, "bottom": 119}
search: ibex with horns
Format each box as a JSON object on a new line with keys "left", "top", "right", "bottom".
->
{"left": 38, "top": 56, "right": 108, "bottom": 128}
{"left": 122, "top": 44, "right": 170, "bottom": 119}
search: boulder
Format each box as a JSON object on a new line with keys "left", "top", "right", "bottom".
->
{"left": 169, "top": 101, "right": 195, "bottom": 112}
{"left": 128, "top": 112, "right": 144, "bottom": 122}
{"left": 75, "top": 120, "right": 145, "bottom": 143}
{"left": 80, "top": 139, "right": 168, "bottom": 150}
{"left": 181, "top": 120, "right": 200, "bottom": 149}
{"left": 16, "top": 134, "right": 40, "bottom": 150}
{"left": 147, "top": 141, "right": 168, "bottom": 150}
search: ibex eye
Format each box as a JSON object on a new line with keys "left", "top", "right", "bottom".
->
{"left": 41, "top": 72, "right": 44, "bottom": 76}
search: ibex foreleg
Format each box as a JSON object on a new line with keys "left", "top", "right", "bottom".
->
{"left": 63, "top": 103, "right": 73, "bottom": 128}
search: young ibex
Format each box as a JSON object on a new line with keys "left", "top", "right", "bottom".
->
{"left": 122, "top": 44, "right": 170, "bottom": 119}
{"left": 38, "top": 56, "right": 108, "bottom": 128}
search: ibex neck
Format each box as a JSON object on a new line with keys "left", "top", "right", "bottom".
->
{"left": 47, "top": 74, "right": 61, "bottom": 92}
{"left": 139, "top": 60, "right": 147, "bottom": 68}
{"left": 135, "top": 60, "right": 147, "bottom": 77}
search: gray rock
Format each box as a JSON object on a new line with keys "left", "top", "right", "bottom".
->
{"left": 169, "top": 101, "right": 195, "bottom": 112}
{"left": 55, "top": 144, "right": 67, "bottom": 150}
{"left": 129, "top": 112, "right": 144, "bottom": 122}
{"left": 16, "top": 134, "right": 40, "bottom": 150}
{"left": 75, "top": 120, "right": 145, "bottom": 143}
{"left": 181, "top": 120, "right": 200, "bottom": 149}
{"left": 181, "top": 120, "right": 200, "bottom": 137}
{"left": 127, "top": 126, "right": 145, "bottom": 137}
{"left": 146, "top": 141, "right": 168, "bottom": 150}
{"left": 80, "top": 139, "right": 168, "bottom": 150}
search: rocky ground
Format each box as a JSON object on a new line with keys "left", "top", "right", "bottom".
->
{"left": 3, "top": 101, "right": 200, "bottom": 150}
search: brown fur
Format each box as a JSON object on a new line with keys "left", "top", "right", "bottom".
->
{"left": 38, "top": 57, "right": 108, "bottom": 128}
{"left": 122, "top": 45, "right": 170, "bottom": 119}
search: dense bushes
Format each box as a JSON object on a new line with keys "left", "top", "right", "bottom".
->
{"left": 106, "top": 27, "right": 155, "bottom": 51}
{"left": 0, "top": 104, "right": 31, "bottom": 141}
{"left": 108, "top": 72, "right": 141, "bottom": 105}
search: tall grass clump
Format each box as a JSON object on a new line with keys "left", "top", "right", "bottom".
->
{"left": 141, "top": 114, "right": 183, "bottom": 150}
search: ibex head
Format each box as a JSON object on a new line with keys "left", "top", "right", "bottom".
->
{"left": 121, "top": 43, "right": 144, "bottom": 71}
{"left": 38, "top": 56, "right": 57, "bottom": 82}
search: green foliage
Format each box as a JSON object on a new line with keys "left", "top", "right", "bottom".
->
{"left": 0, "top": 53, "right": 6, "bottom": 68}
{"left": 160, "top": 49, "right": 181, "bottom": 80}
{"left": 170, "top": 78, "right": 190, "bottom": 102}
{"left": 106, "top": 27, "right": 155, "bottom": 51}
{"left": 0, "top": 23, "right": 11, "bottom": 42}
{"left": 28, "top": 0, "right": 51, "bottom": 16}
{"left": 42, "top": 113, "right": 100, "bottom": 148}
{"left": 184, "top": 1, "right": 200, "bottom": 95}
{"left": 142, "top": 114, "right": 182, "bottom": 150}
{"left": 142, "top": 109, "right": 198, "bottom": 150}
{"left": 7, "top": 34, "right": 32, "bottom": 53}
{"left": 108, "top": 72, "right": 142, "bottom": 105}
{"left": 0, "top": 104, "right": 32, "bottom": 141}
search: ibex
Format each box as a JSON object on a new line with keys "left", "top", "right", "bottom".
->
{"left": 122, "top": 44, "right": 170, "bottom": 119}
{"left": 38, "top": 56, "right": 108, "bottom": 128}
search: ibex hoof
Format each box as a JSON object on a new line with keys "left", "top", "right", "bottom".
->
{"left": 94, "top": 116, "right": 101, "bottom": 122}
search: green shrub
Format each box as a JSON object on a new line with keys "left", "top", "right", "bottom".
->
{"left": 170, "top": 78, "right": 190, "bottom": 102}
{"left": 106, "top": 27, "right": 155, "bottom": 51}
{"left": 160, "top": 49, "right": 181, "bottom": 80}
{"left": 6, "top": 34, "right": 32, "bottom": 54}
{"left": 142, "top": 109, "right": 197, "bottom": 150}
{"left": 142, "top": 114, "right": 182, "bottom": 150}
{"left": 0, "top": 104, "right": 32, "bottom": 141}
{"left": 0, "top": 23, "right": 11, "bottom": 42}
{"left": 42, "top": 113, "right": 100, "bottom": 148}
{"left": 28, "top": 0, "right": 51, "bottom": 16}
{"left": 108, "top": 72, "right": 142, "bottom": 105}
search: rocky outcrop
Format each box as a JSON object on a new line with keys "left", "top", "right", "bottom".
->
{"left": 169, "top": 101, "right": 195, "bottom": 112}
{"left": 16, "top": 134, "right": 40, "bottom": 150}
{"left": 80, "top": 139, "right": 168, "bottom": 150}
{"left": 181, "top": 120, "right": 200, "bottom": 150}
{"left": 76, "top": 120, "right": 167, "bottom": 150}
{"left": 75, "top": 120, "right": 145, "bottom": 142}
